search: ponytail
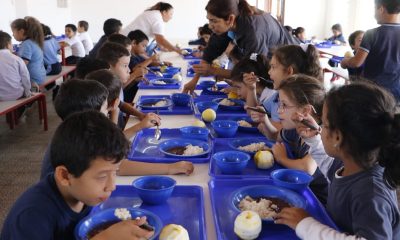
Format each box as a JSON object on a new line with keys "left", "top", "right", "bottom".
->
{"left": 304, "top": 45, "right": 322, "bottom": 81}
{"left": 379, "top": 114, "right": 400, "bottom": 189}
{"left": 11, "top": 17, "right": 44, "bottom": 48}
{"left": 147, "top": 2, "right": 173, "bottom": 11}
{"left": 238, "top": 0, "right": 255, "bottom": 17}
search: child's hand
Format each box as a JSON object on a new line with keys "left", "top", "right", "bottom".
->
{"left": 291, "top": 112, "right": 320, "bottom": 139}
{"left": 257, "top": 122, "right": 269, "bottom": 137}
{"left": 130, "top": 66, "right": 147, "bottom": 81}
{"left": 193, "top": 62, "right": 212, "bottom": 76}
{"left": 162, "top": 61, "right": 173, "bottom": 66}
{"left": 271, "top": 142, "right": 288, "bottom": 163}
{"left": 168, "top": 161, "right": 194, "bottom": 175}
{"left": 140, "top": 113, "right": 161, "bottom": 129}
{"left": 274, "top": 207, "right": 310, "bottom": 230}
{"left": 246, "top": 106, "right": 267, "bottom": 123}
{"left": 93, "top": 216, "right": 154, "bottom": 240}
{"left": 242, "top": 72, "right": 258, "bottom": 90}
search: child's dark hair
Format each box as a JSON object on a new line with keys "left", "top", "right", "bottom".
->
{"left": 273, "top": 44, "right": 322, "bottom": 81}
{"left": 78, "top": 20, "right": 89, "bottom": 31}
{"left": 103, "top": 18, "right": 122, "bottom": 36}
{"left": 199, "top": 24, "right": 213, "bottom": 36}
{"left": 348, "top": 30, "right": 364, "bottom": 46}
{"left": 86, "top": 69, "right": 122, "bottom": 108}
{"left": 127, "top": 30, "right": 149, "bottom": 44}
{"left": 206, "top": 0, "right": 257, "bottom": 19}
{"left": 325, "top": 82, "right": 400, "bottom": 188}
{"left": 147, "top": 2, "right": 173, "bottom": 11}
{"left": 229, "top": 45, "right": 245, "bottom": 63}
{"left": 278, "top": 74, "right": 325, "bottom": 121}
{"left": 41, "top": 24, "right": 54, "bottom": 37}
{"left": 75, "top": 57, "right": 109, "bottom": 78}
{"left": 331, "top": 23, "right": 342, "bottom": 32}
{"left": 0, "top": 31, "right": 12, "bottom": 49}
{"left": 97, "top": 42, "right": 130, "bottom": 66}
{"left": 54, "top": 79, "right": 108, "bottom": 120}
{"left": 375, "top": 0, "right": 400, "bottom": 14}
{"left": 107, "top": 33, "right": 132, "bottom": 47}
{"left": 293, "top": 27, "right": 305, "bottom": 38}
{"left": 231, "top": 53, "right": 272, "bottom": 89}
{"left": 11, "top": 17, "right": 44, "bottom": 48}
{"left": 65, "top": 24, "right": 77, "bottom": 32}
{"left": 50, "top": 110, "right": 129, "bottom": 177}
{"left": 284, "top": 25, "right": 293, "bottom": 33}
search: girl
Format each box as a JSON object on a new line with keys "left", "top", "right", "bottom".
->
{"left": 276, "top": 82, "right": 400, "bottom": 239}
{"left": 327, "top": 23, "right": 346, "bottom": 45}
{"left": 249, "top": 44, "right": 322, "bottom": 134}
{"left": 62, "top": 24, "right": 85, "bottom": 64}
{"left": 11, "top": 17, "right": 46, "bottom": 86}
{"left": 265, "top": 74, "right": 329, "bottom": 204}
{"left": 293, "top": 27, "right": 306, "bottom": 44}
{"left": 41, "top": 24, "right": 62, "bottom": 75}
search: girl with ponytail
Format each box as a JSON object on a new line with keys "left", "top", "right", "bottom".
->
{"left": 276, "top": 82, "right": 400, "bottom": 239}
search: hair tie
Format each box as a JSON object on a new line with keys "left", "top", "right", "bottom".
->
{"left": 249, "top": 53, "right": 258, "bottom": 61}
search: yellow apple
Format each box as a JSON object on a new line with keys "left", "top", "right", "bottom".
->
{"left": 172, "top": 73, "right": 183, "bottom": 81}
{"left": 192, "top": 119, "right": 206, "bottom": 128}
{"left": 344, "top": 51, "right": 354, "bottom": 58}
{"left": 234, "top": 210, "right": 262, "bottom": 240}
{"left": 159, "top": 224, "right": 189, "bottom": 240}
{"left": 202, "top": 108, "right": 216, "bottom": 122}
{"left": 228, "top": 91, "right": 239, "bottom": 99}
{"left": 254, "top": 150, "right": 274, "bottom": 169}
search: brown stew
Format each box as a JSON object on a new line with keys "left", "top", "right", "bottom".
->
{"left": 166, "top": 146, "right": 186, "bottom": 155}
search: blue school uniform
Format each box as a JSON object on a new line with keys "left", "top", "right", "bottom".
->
{"left": 328, "top": 34, "right": 346, "bottom": 44}
{"left": 17, "top": 39, "right": 46, "bottom": 84}
{"left": 43, "top": 36, "right": 62, "bottom": 75}
{"left": 40, "top": 145, "right": 52, "bottom": 179}
{"left": 280, "top": 129, "right": 329, "bottom": 204}
{"left": 129, "top": 54, "right": 145, "bottom": 70}
{"left": 0, "top": 174, "right": 92, "bottom": 240}
{"left": 327, "top": 164, "right": 400, "bottom": 239}
{"left": 359, "top": 24, "right": 400, "bottom": 102}
{"left": 262, "top": 92, "right": 280, "bottom": 122}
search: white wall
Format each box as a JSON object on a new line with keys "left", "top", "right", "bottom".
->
{"left": 0, "top": 0, "right": 17, "bottom": 34}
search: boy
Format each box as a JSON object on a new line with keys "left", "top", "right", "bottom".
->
{"left": 75, "top": 56, "right": 110, "bottom": 79}
{"left": 77, "top": 20, "right": 94, "bottom": 55}
{"left": 347, "top": 30, "right": 365, "bottom": 80}
{"left": 327, "top": 23, "right": 346, "bottom": 45}
{"left": 341, "top": 0, "right": 400, "bottom": 102}
{"left": 88, "top": 18, "right": 122, "bottom": 59}
{"left": 2, "top": 111, "right": 154, "bottom": 240}
{"left": 0, "top": 31, "right": 31, "bottom": 101}
{"left": 127, "top": 30, "right": 160, "bottom": 69}
{"left": 62, "top": 24, "right": 86, "bottom": 64}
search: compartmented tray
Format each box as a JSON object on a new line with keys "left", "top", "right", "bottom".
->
{"left": 206, "top": 115, "right": 264, "bottom": 139}
{"left": 138, "top": 79, "right": 181, "bottom": 89}
{"left": 127, "top": 128, "right": 213, "bottom": 163}
{"left": 92, "top": 185, "right": 207, "bottom": 240}
{"left": 209, "top": 178, "right": 338, "bottom": 240}
{"left": 194, "top": 96, "right": 247, "bottom": 118}
{"left": 136, "top": 95, "right": 194, "bottom": 115}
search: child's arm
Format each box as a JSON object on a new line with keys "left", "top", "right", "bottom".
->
{"left": 248, "top": 109, "right": 280, "bottom": 140}
{"left": 124, "top": 67, "right": 147, "bottom": 88}
{"left": 119, "top": 102, "right": 146, "bottom": 119}
{"left": 271, "top": 145, "right": 317, "bottom": 175}
{"left": 183, "top": 74, "right": 200, "bottom": 95}
{"left": 19, "top": 60, "right": 31, "bottom": 97}
{"left": 154, "top": 34, "right": 181, "bottom": 54}
{"left": 340, "top": 49, "right": 368, "bottom": 69}
{"left": 243, "top": 72, "right": 260, "bottom": 107}
{"left": 123, "top": 112, "right": 160, "bottom": 139}
{"left": 109, "top": 108, "right": 120, "bottom": 125}
{"left": 117, "top": 159, "right": 194, "bottom": 176}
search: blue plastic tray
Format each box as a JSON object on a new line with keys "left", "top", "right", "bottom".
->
{"left": 183, "top": 54, "right": 201, "bottom": 60}
{"left": 195, "top": 83, "right": 228, "bottom": 91}
{"left": 209, "top": 179, "right": 338, "bottom": 240}
{"left": 330, "top": 56, "right": 344, "bottom": 63}
{"left": 136, "top": 95, "right": 194, "bottom": 115}
{"left": 92, "top": 185, "right": 207, "bottom": 240}
{"left": 194, "top": 96, "right": 247, "bottom": 118}
{"left": 127, "top": 128, "right": 213, "bottom": 163}
{"left": 138, "top": 80, "right": 181, "bottom": 89}
{"left": 206, "top": 115, "right": 264, "bottom": 139}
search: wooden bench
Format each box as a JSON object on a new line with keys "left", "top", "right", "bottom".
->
{"left": 40, "top": 65, "right": 76, "bottom": 91}
{"left": 0, "top": 93, "right": 48, "bottom": 131}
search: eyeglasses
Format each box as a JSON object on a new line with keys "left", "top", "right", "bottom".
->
{"left": 277, "top": 101, "right": 297, "bottom": 112}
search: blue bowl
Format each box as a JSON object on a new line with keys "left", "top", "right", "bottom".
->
{"left": 180, "top": 126, "right": 209, "bottom": 141}
{"left": 159, "top": 138, "right": 211, "bottom": 158}
{"left": 230, "top": 116, "right": 258, "bottom": 132}
{"left": 132, "top": 176, "right": 176, "bottom": 205}
{"left": 137, "top": 98, "right": 173, "bottom": 110}
{"left": 228, "top": 138, "right": 272, "bottom": 155}
{"left": 271, "top": 169, "right": 313, "bottom": 192}
{"left": 211, "top": 120, "right": 238, "bottom": 137}
{"left": 150, "top": 78, "right": 178, "bottom": 86}
{"left": 213, "top": 151, "right": 250, "bottom": 174}
{"left": 196, "top": 101, "right": 219, "bottom": 113}
{"left": 171, "top": 93, "right": 191, "bottom": 106}
{"left": 213, "top": 98, "right": 245, "bottom": 111}
{"left": 231, "top": 185, "right": 307, "bottom": 221}
{"left": 74, "top": 207, "right": 162, "bottom": 239}
{"left": 199, "top": 80, "right": 216, "bottom": 90}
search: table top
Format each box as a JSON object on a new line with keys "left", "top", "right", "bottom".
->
{"left": 317, "top": 45, "right": 352, "bottom": 58}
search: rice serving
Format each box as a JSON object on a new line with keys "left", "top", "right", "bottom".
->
{"left": 183, "top": 144, "right": 204, "bottom": 156}
{"left": 239, "top": 196, "right": 279, "bottom": 219}
{"left": 153, "top": 100, "right": 168, "bottom": 107}
{"left": 238, "top": 142, "right": 268, "bottom": 152}
{"left": 219, "top": 98, "right": 235, "bottom": 106}
{"left": 154, "top": 80, "right": 166, "bottom": 85}
{"left": 237, "top": 120, "right": 252, "bottom": 127}
{"left": 114, "top": 208, "right": 131, "bottom": 220}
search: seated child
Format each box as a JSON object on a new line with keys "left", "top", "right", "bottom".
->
{"left": 62, "top": 24, "right": 86, "bottom": 64}
{"left": 293, "top": 27, "right": 306, "bottom": 44}
{"left": 192, "top": 24, "right": 213, "bottom": 58}
{"left": 89, "top": 18, "right": 122, "bottom": 59}
{"left": 277, "top": 82, "right": 400, "bottom": 239}
{"left": 77, "top": 20, "right": 94, "bottom": 55}
{"left": 327, "top": 23, "right": 346, "bottom": 45}
{"left": 188, "top": 24, "right": 207, "bottom": 46}
{"left": 0, "top": 31, "right": 31, "bottom": 101}
{"left": 41, "top": 24, "right": 62, "bottom": 75}
{"left": 347, "top": 30, "right": 364, "bottom": 80}
{"left": 3, "top": 110, "right": 155, "bottom": 240}
{"left": 74, "top": 57, "right": 110, "bottom": 78}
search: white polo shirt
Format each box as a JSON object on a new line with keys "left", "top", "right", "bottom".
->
{"left": 122, "top": 10, "right": 164, "bottom": 40}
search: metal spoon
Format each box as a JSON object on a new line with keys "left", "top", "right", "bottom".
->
{"left": 153, "top": 110, "right": 161, "bottom": 141}
{"left": 146, "top": 67, "right": 164, "bottom": 77}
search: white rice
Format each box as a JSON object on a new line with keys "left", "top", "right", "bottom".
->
{"left": 237, "top": 120, "right": 252, "bottom": 128}
{"left": 219, "top": 98, "right": 235, "bottom": 106}
{"left": 239, "top": 196, "right": 279, "bottom": 219}
{"left": 153, "top": 100, "right": 167, "bottom": 107}
{"left": 114, "top": 208, "right": 132, "bottom": 220}
{"left": 154, "top": 80, "right": 166, "bottom": 85}
{"left": 183, "top": 144, "right": 204, "bottom": 156}
{"left": 238, "top": 142, "right": 267, "bottom": 152}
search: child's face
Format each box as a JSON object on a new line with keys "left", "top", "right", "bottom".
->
{"left": 65, "top": 27, "right": 76, "bottom": 38}
{"left": 132, "top": 39, "right": 149, "bottom": 55}
{"left": 207, "top": 12, "right": 232, "bottom": 35}
{"left": 68, "top": 157, "right": 120, "bottom": 206}
{"left": 100, "top": 99, "right": 109, "bottom": 115}
{"left": 232, "top": 82, "right": 246, "bottom": 100}
{"left": 268, "top": 56, "right": 291, "bottom": 89}
{"left": 332, "top": 29, "right": 341, "bottom": 37}
{"left": 277, "top": 90, "right": 299, "bottom": 129}
{"left": 161, "top": 9, "right": 174, "bottom": 22}
{"left": 202, "top": 34, "right": 211, "bottom": 44}
{"left": 351, "top": 33, "right": 364, "bottom": 51}
{"left": 11, "top": 28, "right": 25, "bottom": 41}
{"left": 111, "top": 56, "right": 131, "bottom": 84}
{"left": 77, "top": 26, "right": 85, "bottom": 33}
{"left": 320, "top": 103, "right": 337, "bottom": 157}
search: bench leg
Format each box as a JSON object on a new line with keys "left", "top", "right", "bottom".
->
{"left": 6, "top": 112, "right": 15, "bottom": 129}
{"left": 39, "top": 95, "right": 48, "bottom": 131}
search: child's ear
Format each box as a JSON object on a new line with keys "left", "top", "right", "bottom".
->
{"left": 301, "top": 105, "right": 314, "bottom": 115}
{"left": 287, "top": 66, "right": 294, "bottom": 76}
{"left": 227, "top": 14, "right": 236, "bottom": 27}
{"left": 54, "top": 165, "right": 72, "bottom": 186}
{"left": 109, "top": 98, "right": 120, "bottom": 111}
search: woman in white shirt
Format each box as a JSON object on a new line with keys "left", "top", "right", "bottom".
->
{"left": 122, "top": 2, "right": 180, "bottom": 54}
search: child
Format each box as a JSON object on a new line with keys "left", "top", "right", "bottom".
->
{"left": 41, "top": 24, "right": 62, "bottom": 75}
{"left": 249, "top": 44, "right": 322, "bottom": 133}
{"left": 188, "top": 24, "right": 207, "bottom": 46}
{"left": 276, "top": 82, "right": 400, "bottom": 239}
{"left": 85, "top": 69, "right": 194, "bottom": 176}
{"left": 62, "top": 24, "right": 85, "bottom": 64}
{"left": 77, "top": 20, "right": 93, "bottom": 55}
{"left": 347, "top": 30, "right": 364, "bottom": 80}
{"left": 89, "top": 18, "right": 122, "bottom": 59}
{"left": 0, "top": 31, "right": 31, "bottom": 101}
{"left": 10, "top": 17, "right": 46, "bottom": 86}
{"left": 4, "top": 111, "right": 155, "bottom": 240}
{"left": 230, "top": 53, "right": 274, "bottom": 107}
{"left": 127, "top": 30, "right": 158, "bottom": 69}
{"left": 327, "top": 23, "right": 346, "bottom": 45}
{"left": 293, "top": 27, "right": 306, "bottom": 44}
{"left": 341, "top": 0, "right": 400, "bottom": 102}
{"left": 75, "top": 57, "right": 110, "bottom": 78}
